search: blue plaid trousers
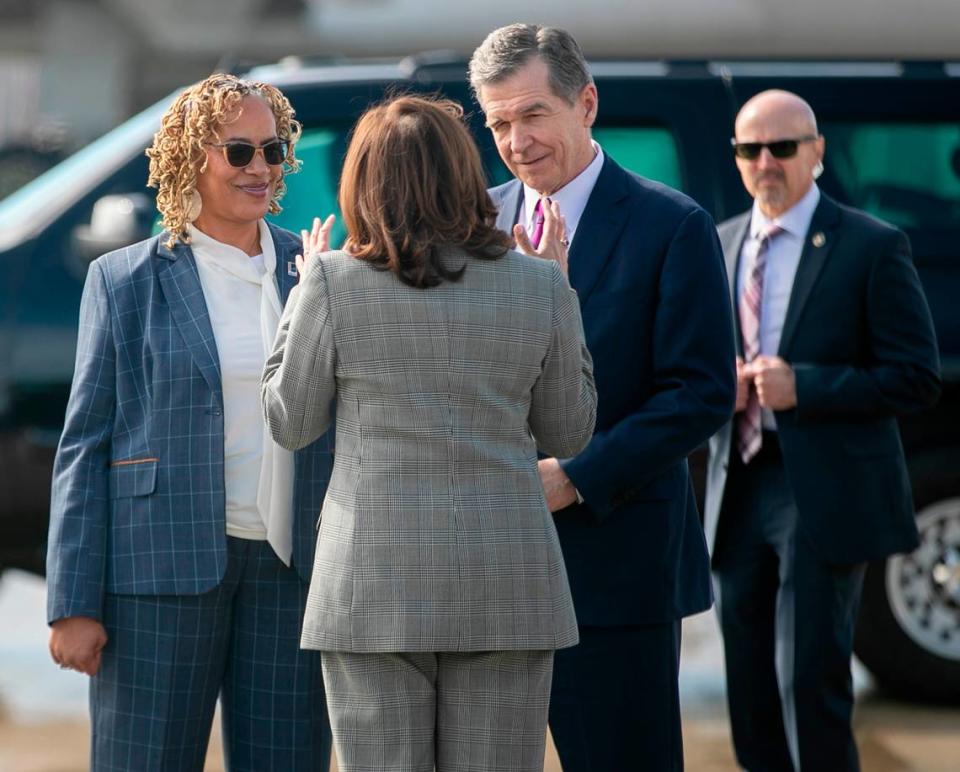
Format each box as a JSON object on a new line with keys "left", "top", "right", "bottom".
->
{"left": 90, "top": 537, "right": 331, "bottom": 771}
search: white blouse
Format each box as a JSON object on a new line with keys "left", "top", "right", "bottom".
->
{"left": 189, "top": 221, "right": 295, "bottom": 564}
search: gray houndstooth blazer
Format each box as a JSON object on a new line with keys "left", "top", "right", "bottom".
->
{"left": 262, "top": 247, "right": 596, "bottom": 652}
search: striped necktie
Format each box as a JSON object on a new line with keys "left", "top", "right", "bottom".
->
{"left": 737, "top": 222, "right": 784, "bottom": 464}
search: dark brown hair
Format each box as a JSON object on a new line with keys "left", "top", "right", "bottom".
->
{"left": 339, "top": 94, "right": 511, "bottom": 288}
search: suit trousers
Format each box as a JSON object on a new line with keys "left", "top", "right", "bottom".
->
{"left": 321, "top": 649, "right": 554, "bottom": 772}
{"left": 548, "top": 621, "right": 683, "bottom": 771}
{"left": 713, "top": 437, "right": 866, "bottom": 772}
{"left": 90, "top": 536, "right": 331, "bottom": 772}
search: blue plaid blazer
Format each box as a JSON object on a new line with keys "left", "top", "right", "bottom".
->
{"left": 47, "top": 222, "right": 333, "bottom": 623}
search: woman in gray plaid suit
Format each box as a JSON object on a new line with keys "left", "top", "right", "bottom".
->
{"left": 262, "top": 95, "right": 597, "bottom": 772}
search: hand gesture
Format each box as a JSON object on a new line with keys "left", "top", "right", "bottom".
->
{"left": 49, "top": 616, "right": 108, "bottom": 676}
{"left": 744, "top": 355, "right": 797, "bottom": 410}
{"left": 514, "top": 198, "right": 570, "bottom": 275}
{"left": 296, "top": 214, "right": 336, "bottom": 280}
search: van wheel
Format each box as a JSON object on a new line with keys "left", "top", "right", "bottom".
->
{"left": 854, "top": 497, "right": 960, "bottom": 702}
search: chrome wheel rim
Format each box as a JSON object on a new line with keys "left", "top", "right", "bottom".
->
{"left": 886, "top": 498, "right": 960, "bottom": 662}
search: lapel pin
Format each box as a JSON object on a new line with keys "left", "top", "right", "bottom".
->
{"left": 812, "top": 231, "right": 826, "bottom": 248}
{"left": 287, "top": 260, "right": 298, "bottom": 277}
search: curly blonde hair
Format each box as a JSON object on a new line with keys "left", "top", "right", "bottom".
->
{"left": 146, "top": 73, "right": 302, "bottom": 247}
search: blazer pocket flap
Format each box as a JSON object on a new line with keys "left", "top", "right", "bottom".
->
{"left": 109, "top": 459, "right": 158, "bottom": 498}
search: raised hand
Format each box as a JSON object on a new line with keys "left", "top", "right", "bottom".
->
{"left": 513, "top": 198, "right": 570, "bottom": 275}
{"left": 295, "top": 214, "right": 336, "bottom": 280}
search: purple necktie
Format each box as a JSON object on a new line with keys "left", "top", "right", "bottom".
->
{"left": 529, "top": 199, "right": 545, "bottom": 248}
{"left": 737, "top": 222, "right": 784, "bottom": 464}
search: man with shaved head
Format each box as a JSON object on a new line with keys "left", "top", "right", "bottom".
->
{"left": 704, "top": 89, "right": 940, "bottom": 770}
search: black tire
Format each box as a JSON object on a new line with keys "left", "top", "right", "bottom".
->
{"left": 854, "top": 496, "right": 960, "bottom": 704}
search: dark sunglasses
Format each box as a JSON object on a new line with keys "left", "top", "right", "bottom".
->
{"left": 731, "top": 136, "right": 819, "bottom": 160}
{"left": 209, "top": 139, "right": 288, "bottom": 167}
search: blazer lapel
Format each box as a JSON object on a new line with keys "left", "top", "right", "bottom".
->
{"left": 493, "top": 181, "right": 523, "bottom": 236}
{"left": 156, "top": 237, "right": 221, "bottom": 395}
{"left": 778, "top": 196, "right": 841, "bottom": 357}
{"left": 721, "top": 213, "right": 751, "bottom": 356}
{"left": 567, "top": 156, "right": 630, "bottom": 304}
{"left": 268, "top": 221, "right": 301, "bottom": 304}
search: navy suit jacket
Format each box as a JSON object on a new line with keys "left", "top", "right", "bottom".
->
{"left": 491, "top": 155, "right": 736, "bottom": 625}
{"left": 705, "top": 195, "right": 941, "bottom": 565}
{"left": 47, "top": 222, "right": 334, "bottom": 624}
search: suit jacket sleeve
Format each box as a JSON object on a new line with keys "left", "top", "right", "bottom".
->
{"left": 794, "top": 229, "right": 941, "bottom": 418}
{"left": 46, "top": 261, "right": 115, "bottom": 624}
{"left": 562, "top": 207, "right": 736, "bottom": 519}
{"left": 261, "top": 257, "right": 337, "bottom": 451}
{"left": 529, "top": 262, "right": 597, "bottom": 458}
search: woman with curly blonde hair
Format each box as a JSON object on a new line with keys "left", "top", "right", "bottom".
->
{"left": 46, "top": 72, "right": 333, "bottom": 771}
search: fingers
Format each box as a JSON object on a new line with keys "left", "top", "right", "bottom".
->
{"left": 77, "top": 649, "right": 103, "bottom": 677}
{"left": 549, "top": 200, "right": 568, "bottom": 247}
{"left": 540, "top": 196, "right": 555, "bottom": 233}
{"left": 295, "top": 253, "right": 305, "bottom": 275}
{"left": 513, "top": 223, "right": 535, "bottom": 256}
{"left": 754, "top": 378, "right": 776, "bottom": 409}
{"left": 751, "top": 354, "right": 784, "bottom": 371}
{"left": 540, "top": 199, "right": 568, "bottom": 248}
{"left": 49, "top": 618, "right": 107, "bottom": 676}
{"left": 309, "top": 216, "right": 323, "bottom": 251}
{"left": 317, "top": 214, "right": 336, "bottom": 252}
{"left": 303, "top": 214, "right": 336, "bottom": 254}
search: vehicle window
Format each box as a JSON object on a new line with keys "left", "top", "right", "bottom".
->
{"left": 823, "top": 122, "right": 960, "bottom": 230}
{"left": 268, "top": 126, "right": 347, "bottom": 245}
{"left": 150, "top": 126, "right": 350, "bottom": 242}
{"left": 592, "top": 127, "right": 684, "bottom": 191}
{"left": 483, "top": 126, "right": 684, "bottom": 192}
{"left": 0, "top": 95, "right": 167, "bottom": 250}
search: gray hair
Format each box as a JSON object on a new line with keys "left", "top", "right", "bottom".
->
{"left": 469, "top": 23, "right": 593, "bottom": 105}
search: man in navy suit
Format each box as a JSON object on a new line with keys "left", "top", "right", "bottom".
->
{"left": 704, "top": 90, "right": 940, "bottom": 771}
{"left": 470, "top": 24, "right": 736, "bottom": 770}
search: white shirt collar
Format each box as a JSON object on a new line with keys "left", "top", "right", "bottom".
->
{"left": 749, "top": 183, "right": 821, "bottom": 241}
{"left": 188, "top": 220, "right": 275, "bottom": 282}
{"left": 522, "top": 140, "right": 605, "bottom": 240}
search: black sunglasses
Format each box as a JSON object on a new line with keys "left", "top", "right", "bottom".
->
{"left": 209, "top": 139, "right": 288, "bottom": 167}
{"left": 731, "top": 136, "right": 819, "bottom": 161}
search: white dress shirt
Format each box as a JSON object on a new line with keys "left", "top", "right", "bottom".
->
{"left": 736, "top": 183, "right": 821, "bottom": 429}
{"left": 520, "top": 140, "right": 605, "bottom": 244}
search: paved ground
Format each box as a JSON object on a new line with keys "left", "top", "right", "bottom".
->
{"left": 4, "top": 704, "right": 959, "bottom": 772}
{"left": 2, "top": 571, "right": 958, "bottom": 771}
